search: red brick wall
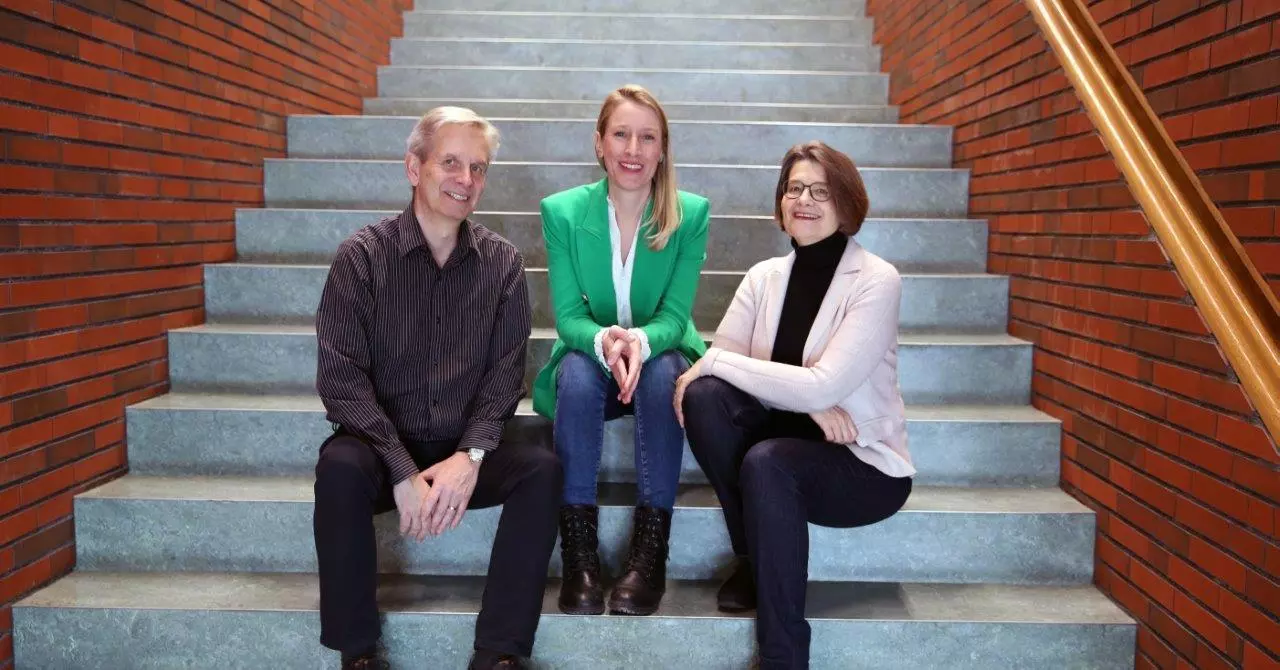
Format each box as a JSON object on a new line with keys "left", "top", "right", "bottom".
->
{"left": 0, "top": 0, "right": 410, "bottom": 665}
{"left": 865, "top": 0, "right": 1279, "bottom": 667}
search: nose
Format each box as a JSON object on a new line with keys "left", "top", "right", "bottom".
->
{"left": 457, "top": 170, "right": 474, "bottom": 187}
{"left": 626, "top": 135, "right": 639, "bottom": 154}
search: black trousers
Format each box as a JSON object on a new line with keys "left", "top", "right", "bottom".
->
{"left": 313, "top": 431, "right": 562, "bottom": 658}
{"left": 682, "top": 377, "right": 913, "bottom": 670}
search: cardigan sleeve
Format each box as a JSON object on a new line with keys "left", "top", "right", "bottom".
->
{"left": 708, "top": 271, "right": 757, "bottom": 357}
{"left": 702, "top": 265, "right": 901, "bottom": 412}
{"left": 637, "top": 195, "right": 710, "bottom": 354}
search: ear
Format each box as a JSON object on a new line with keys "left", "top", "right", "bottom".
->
{"left": 593, "top": 131, "right": 604, "bottom": 160}
{"left": 405, "top": 152, "right": 421, "bottom": 187}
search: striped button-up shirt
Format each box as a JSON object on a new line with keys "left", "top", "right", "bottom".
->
{"left": 315, "top": 207, "right": 532, "bottom": 485}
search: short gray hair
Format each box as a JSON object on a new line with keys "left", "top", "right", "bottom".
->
{"left": 405, "top": 106, "right": 500, "bottom": 161}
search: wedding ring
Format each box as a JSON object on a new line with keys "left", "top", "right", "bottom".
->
{"left": 448, "top": 506, "right": 458, "bottom": 511}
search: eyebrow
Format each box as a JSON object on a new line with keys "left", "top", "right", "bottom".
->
{"left": 441, "top": 153, "right": 488, "bottom": 165}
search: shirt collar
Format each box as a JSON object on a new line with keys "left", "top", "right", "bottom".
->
{"left": 396, "top": 206, "right": 478, "bottom": 260}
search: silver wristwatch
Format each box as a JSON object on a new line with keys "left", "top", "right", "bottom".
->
{"left": 467, "top": 448, "right": 486, "bottom": 465}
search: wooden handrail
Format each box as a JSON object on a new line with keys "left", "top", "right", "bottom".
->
{"left": 1023, "top": 0, "right": 1280, "bottom": 448}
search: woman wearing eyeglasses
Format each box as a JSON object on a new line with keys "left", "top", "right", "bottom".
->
{"left": 672, "top": 141, "right": 915, "bottom": 669}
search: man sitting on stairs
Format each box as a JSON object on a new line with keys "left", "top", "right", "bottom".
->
{"left": 312, "top": 106, "right": 562, "bottom": 670}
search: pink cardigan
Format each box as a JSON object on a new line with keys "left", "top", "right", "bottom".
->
{"left": 700, "top": 237, "right": 916, "bottom": 478}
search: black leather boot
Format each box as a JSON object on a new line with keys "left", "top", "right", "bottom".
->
{"left": 607, "top": 506, "right": 672, "bottom": 615}
{"left": 558, "top": 504, "right": 605, "bottom": 614}
{"left": 716, "top": 555, "right": 756, "bottom": 612}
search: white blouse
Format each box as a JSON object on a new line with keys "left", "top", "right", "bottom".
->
{"left": 592, "top": 196, "right": 652, "bottom": 369}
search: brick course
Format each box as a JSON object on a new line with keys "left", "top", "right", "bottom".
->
{"left": 0, "top": 1, "right": 411, "bottom": 666}
{"left": 867, "top": 0, "right": 1279, "bottom": 667}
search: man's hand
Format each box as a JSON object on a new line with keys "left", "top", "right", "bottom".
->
{"left": 810, "top": 406, "right": 858, "bottom": 444}
{"left": 421, "top": 452, "right": 481, "bottom": 535}
{"left": 392, "top": 473, "right": 432, "bottom": 542}
{"left": 673, "top": 357, "right": 705, "bottom": 428}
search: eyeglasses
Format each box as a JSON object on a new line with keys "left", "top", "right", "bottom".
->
{"left": 783, "top": 180, "right": 831, "bottom": 202}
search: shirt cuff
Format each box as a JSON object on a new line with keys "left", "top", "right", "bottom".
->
{"left": 458, "top": 420, "right": 502, "bottom": 453}
{"left": 593, "top": 327, "right": 611, "bottom": 372}
{"left": 628, "top": 328, "right": 652, "bottom": 362}
{"left": 384, "top": 443, "right": 420, "bottom": 486}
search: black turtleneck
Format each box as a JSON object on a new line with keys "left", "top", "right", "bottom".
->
{"left": 767, "top": 230, "right": 848, "bottom": 440}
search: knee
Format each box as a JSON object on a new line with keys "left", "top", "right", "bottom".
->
{"left": 636, "top": 351, "right": 686, "bottom": 393}
{"left": 518, "top": 446, "right": 564, "bottom": 493}
{"left": 557, "top": 351, "right": 606, "bottom": 400}
{"left": 740, "top": 440, "right": 796, "bottom": 492}
{"left": 682, "top": 375, "right": 733, "bottom": 416}
{"left": 314, "top": 437, "right": 379, "bottom": 499}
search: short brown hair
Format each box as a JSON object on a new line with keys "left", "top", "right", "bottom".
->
{"left": 773, "top": 141, "right": 870, "bottom": 236}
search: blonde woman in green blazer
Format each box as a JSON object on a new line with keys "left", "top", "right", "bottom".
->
{"left": 532, "top": 85, "right": 709, "bottom": 617}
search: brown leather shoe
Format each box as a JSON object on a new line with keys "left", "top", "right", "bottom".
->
{"left": 342, "top": 655, "right": 389, "bottom": 670}
{"left": 468, "top": 652, "right": 528, "bottom": 669}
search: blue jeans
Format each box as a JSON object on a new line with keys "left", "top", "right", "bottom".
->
{"left": 554, "top": 349, "right": 688, "bottom": 510}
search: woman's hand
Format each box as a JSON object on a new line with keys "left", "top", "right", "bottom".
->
{"left": 672, "top": 358, "right": 705, "bottom": 427}
{"left": 602, "top": 326, "right": 644, "bottom": 403}
{"left": 601, "top": 325, "right": 633, "bottom": 382}
{"left": 810, "top": 406, "right": 857, "bottom": 444}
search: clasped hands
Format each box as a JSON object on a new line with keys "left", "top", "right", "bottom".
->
{"left": 391, "top": 451, "right": 479, "bottom": 541}
{"left": 601, "top": 324, "right": 644, "bottom": 404}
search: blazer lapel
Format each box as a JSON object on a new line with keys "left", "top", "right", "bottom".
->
{"left": 803, "top": 238, "right": 864, "bottom": 361}
{"left": 575, "top": 180, "right": 617, "bottom": 325}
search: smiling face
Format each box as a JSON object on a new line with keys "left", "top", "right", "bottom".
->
{"left": 594, "top": 99, "right": 663, "bottom": 197}
{"left": 781, "top": 159, "right": 840, "bottom": 246}
{"left": 407, "top": 123, "right": 490, "bottom": 226}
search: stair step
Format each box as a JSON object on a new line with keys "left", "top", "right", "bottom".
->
{"left": 166, "top": 325, "right": 1033, "bottom": 404}
{"left": 203, "top": 263, "right": 1009, "bottom": 332}
{"left": 235, "top": 210, "right": 988, "bottom": 272}
{"left": 376, "top": 66, "right": 888, "bottom": 106}
{"left": 69, "top": 476, "right": 1096, "bottom": 584}
{"left": 14, "top": 571, "right": 1135, "bottom": 669}
{"left": 402, "top": 11, "right": 874, "bottom": 44}
{"left": 363, "top": 98, "right": 899, "bottom": 123}
{"left": 419, "top": 0, "right": 868, "bottom": 14}
{"left": 126, "top": 393, "right": 1062, "bottom": 487}
{"left": 287, "top": 117, "right": 949, "bottom": 166}
{"left": 263, "top": 160, "right": 970, "bottom": 218}
{"left": 389, "top": 37, "right": 880, "bottom": 72}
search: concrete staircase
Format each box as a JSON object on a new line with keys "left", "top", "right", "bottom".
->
{"left": 13, "top": 0, "right": 1137, "bottom": 667}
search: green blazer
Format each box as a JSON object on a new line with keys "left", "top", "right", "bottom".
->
{"left": 532, "top": 179, "right": 710, "bottom": 419}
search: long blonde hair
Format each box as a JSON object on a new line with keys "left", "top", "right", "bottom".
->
{"left": 595, "top": 85, "right": 682, "bottom": 251}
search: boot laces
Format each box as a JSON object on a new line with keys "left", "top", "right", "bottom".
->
{"left": 562, "top": 514, "right": 600, "bottom": 573}
{"left": 627, "top": 513, "right": 666, "bottom": 576}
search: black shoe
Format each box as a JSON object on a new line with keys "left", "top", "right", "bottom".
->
{"left": 558, "top": 504, "right": 606, "bottom": 614}
{"left": 717, "top": 556, "right": 756, "bottom": 612}
{"left": 342, "top": 654, "right": 389, "bottom": 670}
{"left": 607, "top": 506, "right": 672, "bottom": 616}
{"left": 468, "top": 652, "right": 528, "bottom": 669}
